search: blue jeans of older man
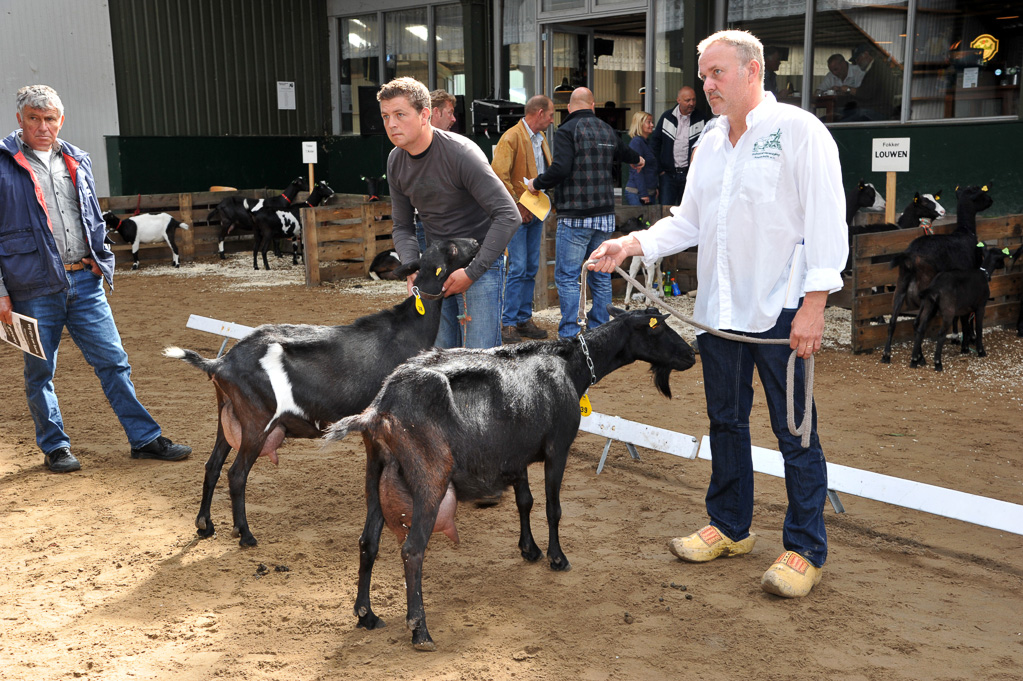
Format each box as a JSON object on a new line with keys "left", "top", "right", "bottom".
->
{"left": 554, "top": 221, "right": 612, "bottom": 338}
{"left": 14, "top": 269, "right": 162, "bottom": 454}
{"left": 502, "top": 216, "right": 543, "bottom": 327}
{"left": 436, "top": 255, "right": 505, "bottom": 349}
{"left": 697, "top": 306, "right": 828, "bottom": 568}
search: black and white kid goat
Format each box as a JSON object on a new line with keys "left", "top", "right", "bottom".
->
{"left": 101, "top": 211, "right": 189, "bottom": 269}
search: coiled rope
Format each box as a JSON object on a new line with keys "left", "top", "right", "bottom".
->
{"left": 579, "top": 260, "right": 815, "bottom": 448}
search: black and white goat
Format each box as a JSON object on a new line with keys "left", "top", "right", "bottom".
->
{"left": 324, "top": 305, "right": 696, "bottom": 651}
{"left": 251, "top": 180, "right": 335, "bottom": 269}
{"left": 164, "top": 238, "right": 480, "bottom": 547}
{"left": 845, "top": 179, "right": 885, "bottom": 226}
{"left": 208, "top": 176, "right": 308, "bottom": 259}
{"left": 101, "top": 211, "right": 189, "bottom": 269}
{"left": 881, "top": 184, "right": 994, "bottom": 363}
{"left": 909, "top": 246, "right": 1009, "bottom": 371}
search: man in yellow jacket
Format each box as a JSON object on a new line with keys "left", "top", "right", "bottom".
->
{"left": 491, "top": 95, "right": 554, "bottom": 342}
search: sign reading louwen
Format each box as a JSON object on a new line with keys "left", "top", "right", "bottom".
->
{"left": 871, "top": 137, "right": 911, "bottom": 173}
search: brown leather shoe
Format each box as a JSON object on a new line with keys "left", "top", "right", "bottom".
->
{"left": 516, "top": 319, "right": 549, "bottom": 339}
{"left": 501, "top": 325, "right": 522, "bottom": 343}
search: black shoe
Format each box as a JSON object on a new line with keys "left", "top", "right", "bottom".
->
{"left": 44, "top": 447, "right": 81, "bottom": 473}
{"left": 501, "top": 325, "right": 522, "bottom": 343}
{"left": 516, "top": 319, "right": 549, "bottom": 339}
{"left": 131, "top": 436, "right": 191, "bottom": 461}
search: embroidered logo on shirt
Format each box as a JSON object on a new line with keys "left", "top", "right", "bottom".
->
{"left": 752, "top": 129, "right": 783, "bottom": 159}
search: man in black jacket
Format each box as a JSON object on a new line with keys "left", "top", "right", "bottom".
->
{"left": 527, "top": 87, "right": 642, "bottom": 338}
{"left": 650, "top": 86, "right": 707, "bottom": 206}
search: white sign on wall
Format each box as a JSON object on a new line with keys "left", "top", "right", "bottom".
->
{"left": 277, "top": 81, "right": 296, "bottom": 110}
{"left": 872, "top": 137, "right": 911, "bottom": 172}
{"left": 302, "top": 141, "right": 318, "bottom": 164}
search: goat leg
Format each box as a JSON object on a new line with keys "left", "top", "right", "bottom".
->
{"left": 512, "top": 474, "right": 543, "bottom": 562}
{"left": 543, "top": 445, "right": 571, "bottom": 572}
{"left": 196, "top": 429, "right": 233, "bottom": 538}
{"left": 882, "top": 277, "right": 910, "bottom": 363}
{"left": 355, "top": 448, "right": 387, "bottom": 631}
{"left": 401, "top": 516, "right": 437, "bottom": 651}
{"left": 974, "top": 309, "right": 986, "bottom": 358}
{"left": 227, "top": 431, "right": 276, "bottom": 547}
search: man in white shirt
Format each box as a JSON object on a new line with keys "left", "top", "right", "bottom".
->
{"left": 588, "top": 30, "right": 847, "bottom": 598}
{"left": 818, "top": 53, "right": 865, "bottom": 94}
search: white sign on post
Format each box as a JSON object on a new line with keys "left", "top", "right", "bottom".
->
{"left": 871, "top": 137, "right": 911, "bottom": 173}
{"left": 302, "top": 141, "right": 318, "bottom": 164}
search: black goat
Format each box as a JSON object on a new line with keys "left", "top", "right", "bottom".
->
{"left": 362, "top": 175, "right": 386, "bottom": 201}
{"left": 845, "top": 179, "right": 885, "bottom": 226}
{"left": 324, "top": 305, "right": 696, "bottom": 651}
{"left": 101, "top": 211, "right": 189, "bottom": 269}
{"left": 909, "top": 246, "right": 1009, "bottom": 371}
{"left": 164, "top": 238, "right": 480, "bottom": 547}
{"left": 881, "top": 184, "right": 993, "bottom": 363}
{"left": 251, "top": 180, "right": 335, "bottom": 270}
{"left": 209, "top": 177, "right": 308, "bottom": 260}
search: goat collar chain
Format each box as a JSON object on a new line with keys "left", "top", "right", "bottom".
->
{"left": 411, "top": 285, "right": 443, "bottom": 301}
{"left": 577, "top": 333, "right": 597, "bottom": 386}
{"left": 582, "top": 260, "right": 816, "bottom": 449}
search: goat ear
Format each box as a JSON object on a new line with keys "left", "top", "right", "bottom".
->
{"left": 607, "top": 304, "right": 626, "bottom": 318}
{"left": 392, "top": 259, "right": 419, "bottom": 279}
{"left": 913, "top": 193, "right": 921, "bottom": 203}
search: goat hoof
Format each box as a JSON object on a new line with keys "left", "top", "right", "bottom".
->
{"left": 909, "top": 359, "right": 921, "bottom": 368}
{"left": 413, "top": 639, "right": 437, "bottom": 652}
{"left": 356, "top": 611, "right": 386, "bottom": 630}
{"left": 218, "top": 253, "right": 226, "bottom": 260}
{"left": 174, "top": 263, "right": 180, "bottom": 268}
{"left": 880, "top": 355, "right": 891, "bottom": 364}
{"left": 934, "top": 363, "right": 944, "bottom": 372}
{"left": 131, "top": 264, "right": 140, "bottom": 270}
{"left": 195, "top": 517, "right": 215, "bottom": 538}
{"left": 520, "top": 546, "right": 543, "bottom": 562}
{"left": 549, "top": 556, "right": 572, "bottom": 572}
{"left": 977, "top": 350, "right": 986, "bottom": 358}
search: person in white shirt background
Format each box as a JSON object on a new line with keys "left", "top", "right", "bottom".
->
{"left": 818, "top": 53, "right": 865, "bottom": 95}
{"left": 588, "top": 29, "right": 847, "bottom": 599}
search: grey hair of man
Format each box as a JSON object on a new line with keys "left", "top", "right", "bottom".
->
{"left": 16, "top": 85, "right": 64, "bottom": 117}
{"left": 697, "top": 30, "right": 765, "bottom": 86}
{"left": 523, "top": 94, "right": 553, "bottom": 116}
{"left": 377, "top": 77, "right": 431, "bottom": 113}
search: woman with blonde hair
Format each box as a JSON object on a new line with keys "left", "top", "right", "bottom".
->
{"left": 624, "top": 111, "right": 658, "bottom": 205}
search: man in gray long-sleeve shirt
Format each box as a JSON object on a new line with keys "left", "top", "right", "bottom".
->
{"left": 378, "top": 77, "right": 519, "bottom": 349}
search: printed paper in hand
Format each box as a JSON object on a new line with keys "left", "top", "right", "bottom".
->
{"left": 1, "top": 312, "right": 47, "bottom": 360}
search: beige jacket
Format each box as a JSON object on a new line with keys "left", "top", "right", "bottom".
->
{"left": 490, "top": 119, "right": 552, "bottom": 206}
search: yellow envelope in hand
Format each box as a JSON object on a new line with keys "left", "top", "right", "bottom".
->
{"left": 519, "top": 188, "right": 551, "bottom": 221}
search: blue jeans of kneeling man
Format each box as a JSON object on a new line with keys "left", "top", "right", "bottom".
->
{"left": 502, "top": 216, "right": 544, "bottom": 327}
{"left": 436, "top": 255, "right": 505, "bottom": 349}
{"left": 15, "top": 268, "right": 162, "bottom": 454}
{"left": 554, "top": 221, "right": 611, "bottom": 338}
{"left": 697, "top": 306, "right": 828, "bottom": 568}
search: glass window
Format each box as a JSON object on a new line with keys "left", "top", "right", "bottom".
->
{"left": 340, "top": 14, "right": 379, "bottom": 135}
{"left": 592, "top": 33, "right": 646, "bottom": 131}
{"left": 542, "top": 0, "right": 585, "bottom": 12}
{"left": 504, "top": 0, "right": 537, "bottom": 103}
{"left": 729, "top": 0, "right": 807, "bottom": 107}
{"left": 385, "top": 8, "right": 429, "bottom": 84}
{"left": 910, "top": 0, "right": 1021, "bottom": 120}
{"left": 811, "top": 1, "right": 907, "bottom": 123}
{"left": 436, "top": 4, "right": 465, "bottom": 96}
{"left": 652, "top": 0, "right": 684, "bottom": 124}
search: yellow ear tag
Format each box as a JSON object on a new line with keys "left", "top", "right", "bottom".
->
{"left": 981, "top": 185, "right": 989, "bottom": 192}
{"left": 1003, "top": 247, "right": 1011, "bottom": 255}
{"left": 415, "top": 294, "right": 425, "bottom": 315}
{"left": 435, "top": 267, "right": 442, "bottom": 276}
{"left": 649, "top": 317, "right": 658, "bottom": 328}
{"left": 579, "top": 393, "right": 592, "bottom": 417}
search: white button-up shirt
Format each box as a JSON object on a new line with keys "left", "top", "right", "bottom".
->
{"left": 522, "top": 118, "right": 546, "bottom": 175}
{"left": 635, "top": 94, "right": 848, "bottom": 333}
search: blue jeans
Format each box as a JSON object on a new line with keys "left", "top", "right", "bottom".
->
{"left": 14, "top": 269, "right": 161, "bottom": 454}
{"left": 436, "top": 255, "right": 505, "bottom": 349}
{"left": 415, "top": 218, "right": 427, "bottom": 255}
{"left": 623, "top": 190, "right": 643, "bottom": 206}
{"left": 659, "top": 169, "right": 688, "bottom": 206}
{"left": 502, "top": 216, "right": 544, "bottom": 327}
{"left": 554, "top": 221, "right": 611, "bottom": 338}
{"left": 697, "top": 307, "right": 828, "bottom": 567}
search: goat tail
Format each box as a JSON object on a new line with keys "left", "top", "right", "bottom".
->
{"left": 889, "top": 252, "right": 912, "bottom": 272}
{"left": 323, "top": 409, "right": 383, "bottom": 444}
{"left": 163, "top": 346, "right": 218, "bottom": 375}
{"left": 206, "top": 208, "right": 219, "bottom": 222}
{"left": 179, "top": 221, "right": 191, "bottom": 230}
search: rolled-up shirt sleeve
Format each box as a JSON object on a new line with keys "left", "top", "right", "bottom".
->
{"left": 797, "top": 126, "right": 848, "bottom": 294}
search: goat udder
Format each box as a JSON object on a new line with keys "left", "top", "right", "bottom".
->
{"left": 379, "top": 466, "right": 459, "bottom": 544}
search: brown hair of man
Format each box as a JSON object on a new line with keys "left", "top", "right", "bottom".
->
{"left": 430, "top": 89, "right": 456, "bottom": 110}
{"left": 377, "top": 77, "right": 431, "bottom": 112}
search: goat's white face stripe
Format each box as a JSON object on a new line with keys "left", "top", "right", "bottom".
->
{"left": 866, "top": 183, "right": 885, "bottom": 211}
{"left": 251, "top": 199, "right": 265, "bottom": 212}
{"left": 259, "top": 343, "right": 306, "bottom": 429}
{"left": 922, "top": 193, "right": 946, "bottom": 217}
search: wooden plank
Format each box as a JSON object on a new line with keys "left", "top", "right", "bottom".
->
{"left": 302, "top": 206, "right": 320, "bottom": 287}
{"left": 178, "top": 192, "right": 195, "bottom": 259}
{"left": 318, "top": 242, "right": 366, "bottom": 262}
{"left": 317, "top": 224, "right": 366, "bottom": 243}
